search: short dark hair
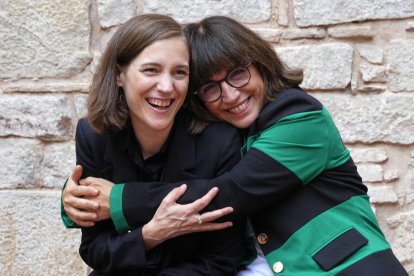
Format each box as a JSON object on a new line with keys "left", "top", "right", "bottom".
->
{"left": 87, "top": 14, "right": 186, "bottom": 134}
{"left": 184, "top": 16, "right": 303, "bottom": 131}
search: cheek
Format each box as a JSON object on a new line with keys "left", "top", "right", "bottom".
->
{"left": 205, "top": 102, "right": 222, "bottom": 116}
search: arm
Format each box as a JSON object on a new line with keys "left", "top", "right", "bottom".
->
{"left": 103, "top": 102, "right": 338, "bottom": 226}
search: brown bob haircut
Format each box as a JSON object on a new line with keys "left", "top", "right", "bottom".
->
{"left": 184, "top": 16, "right": 303, "bottom": 132}
{"left": 87, "top": 14, "right": 187, "bottom": 134}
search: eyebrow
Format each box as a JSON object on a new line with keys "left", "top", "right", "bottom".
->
{"left": 140, "top": 62, "right": 189, "bottom": 70}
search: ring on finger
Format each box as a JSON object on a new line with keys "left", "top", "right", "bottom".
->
{"left": 197, "top": 214, "right": 203, "bottom": 224}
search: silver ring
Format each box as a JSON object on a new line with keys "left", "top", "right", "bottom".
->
{"left": 197, "top": 214, "right": 203, "bottom": 224}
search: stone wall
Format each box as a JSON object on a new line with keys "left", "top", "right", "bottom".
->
{"left": 0, "top": 0, "right": 413, "bottom": 275}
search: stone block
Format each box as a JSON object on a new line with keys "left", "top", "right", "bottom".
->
{"left": 276, "top": 43, "right": 353, "bottom": 89}
{"left": 360, "top": 65, "right": 387, "bottom": 83}
{"left": 355, "top": 44, "right": 384, "bottom": 64}
{"left": 349, "top": 148, "right": 388, "bottom": 164}
{"left": 0, "top": 94, "right": 74, "bottom": 141}
{"left": 387, "top": 210, "right": 414, "bottom": 264}
{"left": 387, "top": 39, "right": 414, "bottom": 92}
{"left": 314, "top": 93, "right": 414, "bottom": 144}
{"left": 97, "top": 0, "right": 136, "bottom": 28}
{"left": 41, "top": 142, "right": 76, "bottom": 189}
{"left": 252, "top": 28, "right": 283, "bottom": 43}
{"left": 0, "top": 138, "right": 42, "bottom": 189}
{"left": 384, "top": 170, "right": 400, "bottom": 182}
{"left": 328, "top": 26, "right": 373, "bottom": 39}
{"left": 0, "top": 0, "right": 91, "bottom": 79}
{"left": 358, "top": 164, "right": 384, "bottom": 182}
{"left": 367, "top": 185, "right": 398, "bottom": 203}
{"left": 294, "top": 0, "right": 414, "bottom": 27}
{"left": 142, "top": 0, "right": 272, "bottom": 23}
{"left": 0, "top": 191, "right": 86, "bottom": 275}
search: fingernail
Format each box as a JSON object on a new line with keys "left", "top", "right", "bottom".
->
{"left": 93, "top": 188, "right": 99, "bottom": 195}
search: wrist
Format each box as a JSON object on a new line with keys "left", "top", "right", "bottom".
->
{"left": 142, "top": 222, "right": 163, "bottom": 250}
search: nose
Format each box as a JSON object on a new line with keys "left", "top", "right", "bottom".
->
{"left": 157, "top": 74, "right": 174, "bottom": 93}
{"left": 220, "top": 81, "right": 240, "bottom": 103}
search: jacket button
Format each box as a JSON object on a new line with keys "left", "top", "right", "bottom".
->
{"left": 273, "top": 261, "right": 284, "bottom": 273}
{"left": 257, "top": 233, "right": 268, "bottom": 245}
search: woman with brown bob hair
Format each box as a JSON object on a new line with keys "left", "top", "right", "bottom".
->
{"left": 61, "top": 14, "right": 250, "bottom": 275}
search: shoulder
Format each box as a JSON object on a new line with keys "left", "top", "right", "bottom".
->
{"left": 75, "top": 117, "right": 109, "bottom": 146}
{"left": 257, "top": 87, "right": 323, "bottom": 130}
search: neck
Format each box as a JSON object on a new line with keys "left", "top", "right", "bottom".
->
{"left": 131, "top": 120, "right": 173, "bottom": 160}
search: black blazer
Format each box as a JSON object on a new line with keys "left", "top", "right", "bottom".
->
{"left": 76, "top": 111, "right": 246, "bottom": 275}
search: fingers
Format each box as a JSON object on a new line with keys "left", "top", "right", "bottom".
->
{"left": 194, "top": 221, "right": 233, "bottom": 232}
{"left": 189, "top": 187, "right": 219, "bottom": 213}
{"left": 71, "top": 165, "right": 83, "bottom": 182}
{"left": 197, "top": 207, "right": 234, "bottom": 223}
{"left": 71, "top": 185, "right": 99, "bottom": 199}
{"left": 161, "top": 184, "right": 187, "bottom": 205}
{"left": 68, "top": 195, "right": 99, "bottom": 211}
{"left": 65, "top": 206, "right": 97, "bottom": 226}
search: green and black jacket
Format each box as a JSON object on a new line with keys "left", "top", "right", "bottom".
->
{"left": 63, "top": 88, "right": 407, "bottom": 275}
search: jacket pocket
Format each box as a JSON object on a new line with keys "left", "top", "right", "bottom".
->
{"left": 312, "top": 228, "right": 368, "bottom": 271}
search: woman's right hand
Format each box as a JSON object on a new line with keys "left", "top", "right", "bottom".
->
{"left": 142, "top": 184, "right": 234, "bottom": 250}
{"left": 62, "top": 165, "right": 100, "bottom": 227}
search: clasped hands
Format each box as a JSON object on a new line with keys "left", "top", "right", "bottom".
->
{"left": 62, "top": 165, "right": 234, "bottom": 248}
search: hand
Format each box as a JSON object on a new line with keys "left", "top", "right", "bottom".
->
{"left": 142, "top": 184, "right": 233, "bottom": 250}
{"left": 79, "top": 176, "right": 114, "bottom": 221}
{"left": 62, "top": 165, "right": 100, "bottom": 227}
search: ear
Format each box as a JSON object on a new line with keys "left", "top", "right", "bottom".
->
{"left": 116, "top": 64, "right": 124, "bottom": 87}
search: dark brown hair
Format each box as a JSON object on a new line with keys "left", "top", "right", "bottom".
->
{"left": 87, "top": 14, "right": 186, "bottom": 134}
{"left": 183, "top": 16, "right": 303, "bottom": 132}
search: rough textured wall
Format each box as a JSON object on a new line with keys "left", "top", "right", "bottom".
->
{"left": 0, "top": 0, "right": 413, "bottom": 275}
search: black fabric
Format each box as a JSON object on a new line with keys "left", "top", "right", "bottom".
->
{"left": 76, "top": 110, "right": 247, "bottom": 275}
{"left": 336, "top": 249, "right": 408, "bottom": 276}
{"left": 312, "top": 228, "right": 368, "bottom": 271}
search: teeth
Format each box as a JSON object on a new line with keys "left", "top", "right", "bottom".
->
{"left": 228, "top": 98, "right": 249, "bottom": 113}
{"left": 147, "top": 98, "right": 172, "bottom": 108}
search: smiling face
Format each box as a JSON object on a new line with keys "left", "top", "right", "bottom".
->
{"left": 117, "top": 36, "right": 189, "bottom": 136}
{"left": 204, "top": 64, "right": 266, "bottom": 129}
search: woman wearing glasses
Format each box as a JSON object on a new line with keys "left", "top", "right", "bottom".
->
{"left": 63, "top": 16, "right": 408, "bottom": 275}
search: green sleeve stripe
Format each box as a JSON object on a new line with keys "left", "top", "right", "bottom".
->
{"left": 265, "top": 195, "right": 390, "bottom": 274}
{"left": 251, "top": 108, "right": 349, "bottom": 184}
{"left": 251, "top": 109, "right": 329, "bottom": 183}
{"left": 60, "top": 178, "right": 78, "bottom": 228}
{"left": 110, "top": 183, "right": 130, "bottom": 233}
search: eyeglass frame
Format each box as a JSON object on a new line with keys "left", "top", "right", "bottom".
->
{"left": 194, "top": 62, "right": 252, "bottom": 103}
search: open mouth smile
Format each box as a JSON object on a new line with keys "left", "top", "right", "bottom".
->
{"left": 146, "top": 97, "right": 174, "bottom": 109}
{"left": 228, "top": 97, "right": 250, "bottom": 114}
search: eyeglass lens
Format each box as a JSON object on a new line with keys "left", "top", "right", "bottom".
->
{"left": 198, "top": 65, "right": 250, "bottom": 102}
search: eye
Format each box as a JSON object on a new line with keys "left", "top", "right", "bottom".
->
{"left": 228, "top": 67, "right": 246, "bottom": 81}
{"left": 142, "top": 67, "right": 159, "bottom": 75}
{"left": 174, "top": 69, "right": 189, "bottom": 79}
{"left": 200, "top": 82, "right": 219, "bottom": 95}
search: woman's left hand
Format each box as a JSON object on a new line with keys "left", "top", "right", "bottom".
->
{"left": 79, "top": 177, "right": 114, "bottom": 221}
{"left": 142, "top": 184, "right": 234, "bottom": 250}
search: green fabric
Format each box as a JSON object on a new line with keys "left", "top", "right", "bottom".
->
{"left": 251, "top": 108, "right": 350, "bottom": 184}
{"left": 265, "top": 195, "right": 390, "bottom": 275}
{"left": 110, "top": 183, "right": 131, "bottom": 233}
{"left": 60, "top": 178, "right": 78, "bottom": 228}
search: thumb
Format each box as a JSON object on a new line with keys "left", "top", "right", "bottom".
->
{"left": 71, "top": 165, "right": 83, "bottom": 182}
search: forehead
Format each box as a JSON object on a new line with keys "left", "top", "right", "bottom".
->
{"left": 134, "top": 37, "right": 189, "bottom": 64}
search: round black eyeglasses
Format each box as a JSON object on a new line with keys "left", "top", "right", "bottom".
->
{"left": 194, "top": 62, "right": 252, "bottom": 103}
